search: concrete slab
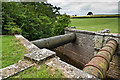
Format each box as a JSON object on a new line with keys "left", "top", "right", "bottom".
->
{"left": 24, "top": 48, "right": 56, "bottom": 63}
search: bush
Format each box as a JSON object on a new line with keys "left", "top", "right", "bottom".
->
{"left": 4, "top": 21, "right": 22, "bottom": 34}
{"left": 2, "top": 2, "right": 70, "bottom": 41}
{"left": 53, "top": 15, "right": 71, "bottom": 35}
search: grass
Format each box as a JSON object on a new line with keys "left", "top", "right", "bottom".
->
{"left": 1, "top": 35, "right": 65, "bottom": 79}
{"left": 69, "top": 18, "right": 118, "bottom": 33}
{"left": 1, "top": 35, "right": 28, "bottom": 68}
{"left": 9, "top": 64, "right": 64, "bottom": 79}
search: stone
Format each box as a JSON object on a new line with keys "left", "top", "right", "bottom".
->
{"left": 94, "top": 35, "right": 103, "bottom": 50}
{"left": 71, "top": 26, "right": 76, "bottom": 29}
{"left": 45, "top": 57, "right": 96, "bottom": 79}
{"left": 0, "top": 60, "right": 35, "bottom": 79}
{"left": 24, "top": 48, "right": 56, "bottom": 63}
{"left": 15, "top": 35, "right": 40, "bottom": 53}
{"left": 97, "top": 29, "right": 110, "bottom": 33}
{"left": 64, "top": 28, "right": 120, "bottom": 79}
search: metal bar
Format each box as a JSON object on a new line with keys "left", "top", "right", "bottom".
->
{"left": 83, "top": 39, "right": 118, "bottom": 79}
{"left": 31, "top": 33, "right": 76, "bottom": 49}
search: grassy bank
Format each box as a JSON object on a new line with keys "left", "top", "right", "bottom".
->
{"left": 69, "top": 18, "right": 118, "bottom": 33}
{"left": 1, "top": 35, "right": 28, "bottom": 68}
{"left": 9, "top": 64, "right": 64, "bottom": 79}
{"left": 2, "top": 35, "right": 65, "bottom": 79}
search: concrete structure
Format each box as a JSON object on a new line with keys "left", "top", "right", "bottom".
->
{"left": 64, "top": 28, "right": 120, "bottom": 79}
{"left": 83, "top": 39, "right": 118, "bottom": 78}
{"left": 1, "top": 28, "right": 119, "bottom": 79}
{"left": 0, "top": 34, "right": 95, "bottom": 79}
{"left": 31, "top": 28, "right": 120, "bottom": 79}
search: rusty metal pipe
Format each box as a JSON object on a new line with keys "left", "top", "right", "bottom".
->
{"left": 83, "top": 39, "right": 118, "bottom": 79}
{"left": 31, "top": 33, "right": 76, "bottom": 49}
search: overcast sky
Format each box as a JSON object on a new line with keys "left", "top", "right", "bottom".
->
{"left": 48, "top": 0, "right": 120, "bottom": 16}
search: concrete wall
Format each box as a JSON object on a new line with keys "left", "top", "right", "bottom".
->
{"left": 64, "top": 28, "right": 120, "bottom": 79}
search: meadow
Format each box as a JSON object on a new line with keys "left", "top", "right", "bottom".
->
{"left": 69, "top": 18, "right": 119, "bottom": 33}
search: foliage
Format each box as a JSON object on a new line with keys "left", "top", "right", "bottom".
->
{"left": 2, "top": 2, "right": 70, "bottom": 40}
{"left": 53, "top": 15, "right": 71, "bottom": 35}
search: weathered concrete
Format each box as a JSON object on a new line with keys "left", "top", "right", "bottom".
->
{"left": 15, "top": 35, "right": 56, "bottom": 63}
{"left": 64, "top": 28, "right": 120, "bottom": 79}
{"left": 0, "top": 60, "right": 35, "bottom": 79}
{"left": 0, "top": 35, "right": 56, "bottom": 79}
{"left": 45, "top": 57, "right": 97, "bottom": 79}
{"left": 32, "top": 33, "right": 76, "bottom": 49}
{"left": 64, "top": 29, "right": 96, "bottom": 67}
{"left": 15, "top": 35, "right": 40, "bottom": 53}
{"left": 83, "top": 39, "right": 118, "bottom": 78}
{"left": 24, "top": 48, "right": 56, "bottom": 64}
{"left": 2, "top": 31, "right": 119, "bottom": 79}
{"left": 97, "top": 29, "right": 110, "bottom": 33}
{"left": 11, "top": 35, "right": 96, "bottom": 79}
{"left": 106, "top": 38, "right": 120, "bottom": 79}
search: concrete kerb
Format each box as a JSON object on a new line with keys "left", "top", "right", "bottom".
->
{"left": 0, "top": 35, "right": 96, "bottom": 79}
{"left": 65, "top": 28, "right": 120, "bottom": 38}
{"left": 65, "top": 28, "right": 120, "bottom": 53}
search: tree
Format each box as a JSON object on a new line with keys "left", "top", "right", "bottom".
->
{"left": 87, "top": 12, "right": 93, "bottom": 15}
{"left": 2, "top": 2, "right": 70, "bottom": 40}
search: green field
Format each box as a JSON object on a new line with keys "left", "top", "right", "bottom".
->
{"left": 1, "top": 36, "right": 28, "bottom": 68}
{"left": 69, "top": 18, "right": 118, "bottom": 33}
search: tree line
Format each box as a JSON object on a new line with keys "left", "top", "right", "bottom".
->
{"left": 2, "top": 2, "right": 71, "bottom": 40}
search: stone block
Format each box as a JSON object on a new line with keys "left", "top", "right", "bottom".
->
{"left": 45, "top": 57, "right": 96, "bottom": 78}
{"left": 24, "top": 48, "right": 56, "bottom": 63}
{"left": 94, "top": 35, "right": 103, "bottom": 55}
{"left": 0, "top": 60, "right": 35, "bottom": 79}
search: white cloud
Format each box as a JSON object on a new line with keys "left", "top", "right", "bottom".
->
{"left": 48, "top": 0, "right": 120, "bottom": 2}
{"left": 91, "top": 2, "right": 118, "bottom": 12}
{"left": 48, "top": 0, "right": 119, "bottom": 16}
